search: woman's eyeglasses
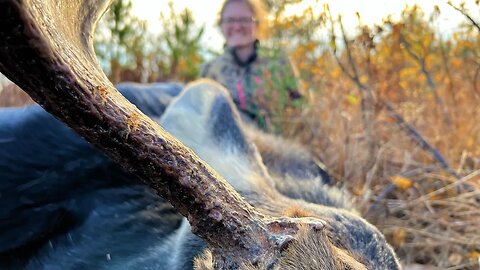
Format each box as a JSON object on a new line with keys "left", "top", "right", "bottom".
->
{"left": 220, "top": 17, "right": 257, "bottom": 25}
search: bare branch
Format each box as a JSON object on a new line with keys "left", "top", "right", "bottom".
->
{"left": 438, "top": 36, "right": 458, "bottom": 106}
{"left": 339, "top": 16, "right": 365, "bottom": 90}
{"left": 399, "top": 32, "right": 452, "bottom": 126}
{"left": 327, "top": 10, "right": 377, "bottom": 170}
{"left": 448, "top": 1, "right": 480, "bottom": 33}
{"left": 383, "top": 102, "right": 458, "bottom": 178}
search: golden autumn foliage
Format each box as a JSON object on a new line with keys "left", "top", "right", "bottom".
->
{"left": 390, "top": 175, "right": 414, "bottom": 190}
{"left": 265, "top": 2, "right": 480, "bottom": 268}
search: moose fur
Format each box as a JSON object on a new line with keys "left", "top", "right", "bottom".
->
{"left": 0, "top": 80, "right": 399, "bottom": 269}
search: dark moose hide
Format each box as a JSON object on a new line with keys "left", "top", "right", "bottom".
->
{"left": 0, "top": 81, "right": 399, "bottom": 269}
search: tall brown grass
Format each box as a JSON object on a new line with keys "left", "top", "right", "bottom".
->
{"left": 273, "top": 5, "right": 480, "bottom": 268}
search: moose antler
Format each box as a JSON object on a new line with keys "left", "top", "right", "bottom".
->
{"left": 0, "top": 0, "right": 326, "bottom": 268}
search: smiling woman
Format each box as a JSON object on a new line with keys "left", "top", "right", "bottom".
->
{"left": 199, "top": 0, "right": 303, "bottom": 131}
{"left": 219, "top": 0, "right": 262, "bottom": 61}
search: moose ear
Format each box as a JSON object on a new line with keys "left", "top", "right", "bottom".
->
{"left": 160, "top": 79, "right": 252, "bottom": 154}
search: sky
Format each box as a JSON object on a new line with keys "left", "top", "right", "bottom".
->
{"left": 130, "top": 0, "right": 478, "bottom": 51}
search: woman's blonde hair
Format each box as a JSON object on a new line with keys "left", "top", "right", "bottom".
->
{"left": 218, "top": 0, "right": 269, "bottom": 39}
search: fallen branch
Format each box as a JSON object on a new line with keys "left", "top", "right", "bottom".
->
{"left": 383, "top": 102, "right": 459, "bottom": 178}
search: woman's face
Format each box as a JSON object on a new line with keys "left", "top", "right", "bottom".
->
{"left": 220, "top": 1, "right": 258, "bottom": 48}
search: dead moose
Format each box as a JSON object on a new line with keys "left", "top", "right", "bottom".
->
{"left": 0, "top": 0, "right": 400, "bottom": 269}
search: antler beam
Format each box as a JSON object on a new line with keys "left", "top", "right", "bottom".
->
{"left": 0, "top": 1, "right": 329, "bottom": 268}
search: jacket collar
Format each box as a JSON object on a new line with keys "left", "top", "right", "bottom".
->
{"left": 224, "top": 39, "right": 259, "bottom": 68}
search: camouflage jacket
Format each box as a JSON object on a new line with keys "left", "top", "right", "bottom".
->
{"left": 200, "top": 47, "right": 301, "bottom": 125}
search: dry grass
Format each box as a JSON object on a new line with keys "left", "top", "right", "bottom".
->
{"left": 279, "top": 75, "right": 480, "bottom": 268}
